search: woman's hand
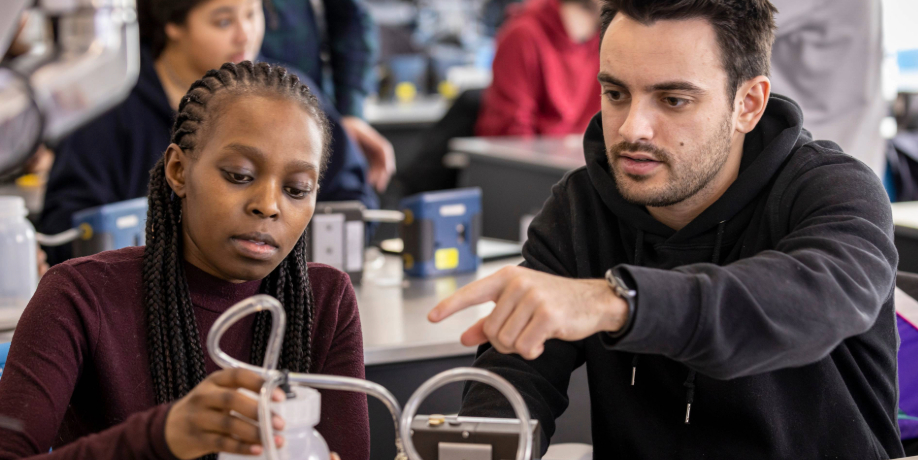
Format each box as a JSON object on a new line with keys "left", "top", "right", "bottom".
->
{"left": 164, "top": 368, "right": 287, "bottom": 459}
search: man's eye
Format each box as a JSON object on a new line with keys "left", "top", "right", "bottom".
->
{"left": 604, "top": 90, "right": 624, "bottom": 101}
{"left": 216, "top": 19, "right": 232, "bottom": 28}
{"left": 664, "top": 97, "right": 688, "bottom": 108}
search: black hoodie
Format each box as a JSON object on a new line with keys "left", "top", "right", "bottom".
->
{"left": 459, "top": 95, "right": 904, "bottom": 459}
{"left": 40, "top": 48, "right": 378, "bottom": 264}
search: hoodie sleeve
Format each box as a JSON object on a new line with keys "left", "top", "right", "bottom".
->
{"left": 606, "top": 151, "right": 898, "bottom": 380}
{"left": 460, "top": 176, "right": 585, "bottom": 453}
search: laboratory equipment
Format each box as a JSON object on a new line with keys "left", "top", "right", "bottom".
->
{"left": 0, "top": 196, "right": 37, "bottom": 331}
{"left": 0, "top": 0, "right": 139, "bottom": 177}
{"left": 307, "top": 202, "right": 367, "bottom": 284}
{"left": 207, "top": 294, "right": 535, "bottom": 460}
{"left": 70, "top": 197, "right": 147, "bottom": 258}
{"left": 34, "top": 197, "right": 147, "bottom": 258}
{"left": 399, "top": 188, "right": 482, "bottom": 277}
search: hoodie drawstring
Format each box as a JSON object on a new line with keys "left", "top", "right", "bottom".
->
{"left": 683, "top": 369, "right": 697, "bottom": 423}
{"left": 629, "top": 222, "right": 726, "bottom": 424}
{"left": 682, "top": 220, "right": 727, "bottom": 424}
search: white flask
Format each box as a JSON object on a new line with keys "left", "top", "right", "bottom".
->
{"left": 0, "top": 196, "right": 37, "bottom": 330}
{"left": 220, "top": 385, "right": 329, "bottom": 460}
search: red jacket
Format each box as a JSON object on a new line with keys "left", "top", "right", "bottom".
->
{"left": 476, "top": 0, "right": 601, "bottom": 137}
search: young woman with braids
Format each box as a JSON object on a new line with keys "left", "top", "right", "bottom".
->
{"left": 0, "top": 61, "right": 368, "bottom": 459}
{"left": 39, "top": 0, "right": 381, "bottom": 266}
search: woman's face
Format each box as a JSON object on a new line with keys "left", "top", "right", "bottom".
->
{"left": 164, "top": 94, "right": 325, "bottom": 282}
{"left": 165, "top": 0, "right": 265, "bottom": 76}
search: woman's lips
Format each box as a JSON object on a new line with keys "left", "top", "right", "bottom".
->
{"left": 231, "top": 237, "right": 279, "bottom": 260}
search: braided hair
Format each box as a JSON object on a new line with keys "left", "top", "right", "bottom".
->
{"left": 144, "top": 61, "right": 330, "bottom": 419}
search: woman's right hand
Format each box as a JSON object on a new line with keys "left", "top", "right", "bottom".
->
{"left": 164, "top": 368, "right": 287, "bottom": 459}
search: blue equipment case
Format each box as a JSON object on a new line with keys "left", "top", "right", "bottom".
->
{"left": 399, "top": 188, "right": 482, "bottom": 277}
{"left": 71, "top": 197, "right": 148, "bottom": 257}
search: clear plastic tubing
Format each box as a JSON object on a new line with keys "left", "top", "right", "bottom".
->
{"left": 399, "top": 367, "right": 534, "bottom": 460}
{"left": 207, "top": 295, "right": 406, "bottom": 460}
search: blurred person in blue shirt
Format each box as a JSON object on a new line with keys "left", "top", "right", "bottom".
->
{"left": 262, "top": 0, "right": 395, "bottom": 192}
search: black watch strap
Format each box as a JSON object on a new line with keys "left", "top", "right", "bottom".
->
{"left": 605, "top": 267, "right": 637, "bottom": 338}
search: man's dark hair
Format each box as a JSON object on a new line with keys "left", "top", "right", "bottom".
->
{"left": 144, "top": 61, "right": 329, "bottom": 460}
{"left": 600, "top": 0, "right": 778, "bottom": 102}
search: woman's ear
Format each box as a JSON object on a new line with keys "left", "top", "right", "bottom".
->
{"left": 164, "top": 144, "right": 189, "bottom": 198}
{"left": 164, "top": 22, "right": 184, "bottom": 43}
{"left": 734, "top": 76, "right": 771, "bottom": 134}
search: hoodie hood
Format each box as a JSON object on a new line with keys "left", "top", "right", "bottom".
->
{"left": 583, "top": 93, "right": 808, "bottom": 242}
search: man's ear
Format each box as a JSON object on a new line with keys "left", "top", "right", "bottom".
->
{"left": 734, "top": 76, "right": 771, "bottom": 134}
{"left": 163, "top": 144, "right": 189, "bottom": 198}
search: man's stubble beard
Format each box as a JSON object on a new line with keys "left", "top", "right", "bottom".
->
{"left": 607, "top": 115, "right": 734, "bottom": 208}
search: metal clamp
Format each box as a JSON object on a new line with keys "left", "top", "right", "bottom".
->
{"left": 399, "top": 367, "right": 534, "bottom": 460}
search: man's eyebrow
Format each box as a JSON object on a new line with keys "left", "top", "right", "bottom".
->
{"left": 647, "top": 81, "right": 707, "bottom": 95}
{"left": 598, "top": 72, "right": 628, "bottom": 88}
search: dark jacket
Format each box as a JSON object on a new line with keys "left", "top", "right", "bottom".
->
{"left": 460, "top": 95, "right": 904, "bottom": 459}
{"left": 40, "top": 49, "right": 377, "bottom": 265}
{"left": 261, "top": 0, "right": 377, "bottom": 118}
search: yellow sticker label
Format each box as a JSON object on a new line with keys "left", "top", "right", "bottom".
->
{"left": 403, "top": 253, "right": 414, "bottom": 270}
{"left": 435, "top": 248, "right": 460, "bottom": 270}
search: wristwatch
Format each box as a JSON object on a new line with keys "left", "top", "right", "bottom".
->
{"left": 605, "top": 268, "right": 636, "bottom": 338}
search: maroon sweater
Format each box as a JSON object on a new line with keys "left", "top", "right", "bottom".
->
{"left": 0, "top": 247, "right": 368, "bottom": 459}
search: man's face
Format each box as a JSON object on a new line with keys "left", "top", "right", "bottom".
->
{"left": 599, "top": 15, "right": 739, "bottom": 207}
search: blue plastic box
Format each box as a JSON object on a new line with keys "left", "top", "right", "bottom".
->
{"left": 399, "top": 188, "right": 482, "bottom": 277}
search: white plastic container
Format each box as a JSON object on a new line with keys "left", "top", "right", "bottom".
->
{"left": 0, "top": 196, "right": 37, "bottom": 330}
{"left": 220, "top": 385, "right": 330, "bottom": 460}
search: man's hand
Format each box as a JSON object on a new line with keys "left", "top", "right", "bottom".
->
{"left": 165, "top": 368, "right": 287, "bottom": 459}
{"left": 340, "top": 116, "right": 396, "bottom": 192}
{"left": 428, "top": 266, "right": 630, "bottom": 360}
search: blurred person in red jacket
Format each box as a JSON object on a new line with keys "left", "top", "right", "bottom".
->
{"left": 476, "top": 0, "right": 602, "bottom": 137}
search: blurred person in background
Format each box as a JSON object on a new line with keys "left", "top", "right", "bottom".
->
{"left": 261, "top": 0, "right": 395, "bottom": 192}
{"left": 39, "top": 0, "right": 378, "bottom": 266}
{"left": 769, "top": 0, "right": 886, "bottom": 175}
{"left": 476, "top": 0, "right": 602, "bottom": 137}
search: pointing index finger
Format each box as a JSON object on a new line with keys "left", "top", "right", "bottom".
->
{"left": 428, "top": 268, "right": 513, "bottom": 322}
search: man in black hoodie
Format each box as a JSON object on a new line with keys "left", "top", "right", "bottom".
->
{"left": 428, "top": 0, "right": 903, "bottom": 458}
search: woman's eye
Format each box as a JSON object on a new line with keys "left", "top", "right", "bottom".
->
{"left": 216, "top": 18, "right": 232, "bottom": 28}
{"left": 225, "top": 171, "right": 252, "bottom": 184}
{"left": 284, "top": 186, "right": 311, "bottom": 199}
